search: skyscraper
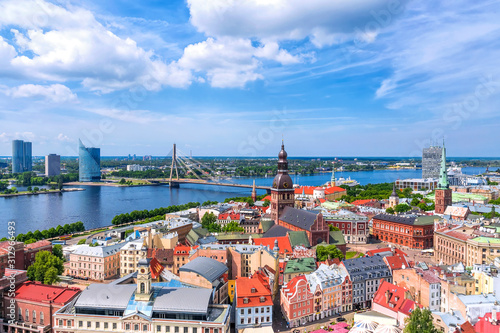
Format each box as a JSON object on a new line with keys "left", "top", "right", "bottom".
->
{"left": 435, "top": 141, "right": 452, "bottom": 214}
{"left": 45, "top": 154, "right": 61, "bottom": 177}
{"left": 422, "top": 145, "right": 442, "bottom": 179}
{"left": 79, "top": 139, "right": 101, "bottom": 182}
{"left": 12, "top": 139, "right": 32, "bottom": 173}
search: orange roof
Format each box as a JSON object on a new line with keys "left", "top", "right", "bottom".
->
{"left": 294, "top": 186, "right": 316, "bottom": 195}
{"left": 174, "top": 244, "right": 197, "bottom": 256}
{"left": 351, "top": 199, "right": 377, "bottom": 206}
{"left": 25, "top": 240, "right": 52, "bottom": 250}
{"left": 262, "top": 195, "right": 271, "bottom": 201}
{"left": 253, "top": 236, "right": 292, "bottom": 255}
{"left": 324, "top": 186, "right": 347, "bottom": 195}
{"left": 150, "top": 257, "right": 165, "bottom": 280}
{"left": 384, "top": 254, "right": 410, "bottom": 270}
{"left": 282, "top": 275, "right": 311, "bottom": 301}
{"left": 236, "top": 275, "right": 273, "bottom": 308}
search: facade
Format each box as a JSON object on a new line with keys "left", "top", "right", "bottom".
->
{"left": 24, "top": 240, "right": 52, "bottom": 269}
{"left": 434, "top": 226, "right": 473, "bottom": 265}
{"left": 270, "top": 142, "right": 295, "bottom": 222}
{"left": 45, "top": 154, "right": 61, "bottom": 177}
{"left": 305, "top": 264, "right": 352, "bottom": 320}
{"left": 280, "top": 275, "right": 314, "bottom": 328}
{"left": 234, "top": 272, "right": 273, "bottom": 332}
{"left": 12, "top": 140, "right": 32, "bottom": 173}
{"left": 2, "top": 281, "right": 80, "bottom": 333}
{"left": 371, "top": 280, "right": 417, "bottom": 328}
{"left": 395, "top": 178, "right": 438, "bottom": 191}
{"left": 422, "top": 145, "right": 442, "bottom": 179}
{"left": 173, "top": 244, "right": 197, "bottom": 275}
{"left": 393, "top": 268, "right": 441, "bottom": 311}
{"left": 53, "top": 261, "right": 231, "bottom": 333}
{"left": 65, "top": 243, "right": 123, "bottom": 280}
{"left": 217, "top": 212, "right": 240, "bottom": 228}
{"left": 78, "top": 139, "right": 101, "bottom": 182}
{"left": 324, "top": 211, "right": 368, "bottom": 244}
{"left": 341, "top": 255, "right": 392, "bottom": 310}
{"left": 372, "top": 214, "right": 436, "bottom": 249}
{"left": 435, "top": 142, "right": 452, "bottom": 214}
{"left": 120, "top": 241, "right": 147, "bottom": 277}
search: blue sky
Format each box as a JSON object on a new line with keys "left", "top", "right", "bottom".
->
{"left": 0, "top": 0, "right": 499, "bottom": 157}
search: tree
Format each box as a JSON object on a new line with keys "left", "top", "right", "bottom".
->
{"left": 119, "top": 178, "right": 127, "bottom": 185}
{"left": 329, "top": 225, "right": 340, "bottom": 231}
{"left": 403, "top": 307, "right": 439, "bottom": 333}
{"left": 201, "top": 212, "right": 217, "bottom": 228}
{"left": 386, "top": 207, "right": 395, "bottom": 214}
{"left": 402, "top": 187, "right": 413, "bottom": 198}
{"left": 57, "top": 176, "right": 63, "bottom": 190}
{"left": 316, "top": 245, "right": 344, "bottom": 261}
{"left": 411, "top": 198, "right": 421, "bottom": 206}
{"left": 53, "top": 244, "right": 64, "bottom": 260}
{"left": 77, "top": 239, "right": 87, "bottom": 245}
{"left": 27, "top": 186, "right": 32, "bottom": 192}
{"left": 395, "top": 203, "right": 411, "bottom": 213}
{"left": 27, "top": 251, "right": 64, "bottom": 285}
{"left": 33, "top": 186, "right": 39, "bottom": 192}
{"left": 222, "top": 221, "right": 244, "bottom": 232}
{"left": 263, "top": 199, "right": 270, "bottom": 207}
{"left": 0, "top": 180, "right": 8, "bottom": 192}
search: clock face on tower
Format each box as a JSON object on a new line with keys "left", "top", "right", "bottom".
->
{"left": 140, "top": 268, "right": 145, "bottom": 274}
{"left": 283, "top": 182, "right": 289, "bottom": 188}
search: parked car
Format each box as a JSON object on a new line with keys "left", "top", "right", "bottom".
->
{"left": 336, "top": 317, "right": 346, "bottom": 322}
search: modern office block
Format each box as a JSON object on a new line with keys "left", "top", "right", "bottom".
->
{"left": 422, "top": 145, "right": 442, "bottom": 179}
{"left": 12, "top": 139, "right": 32, "bottom": 173}
{"left": 78, "top": 139, "right": 101, "bottom": 182}
{"left": 45, "top": 154, "right": 61, "bottom": 177}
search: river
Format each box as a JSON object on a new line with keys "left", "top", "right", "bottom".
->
{"left": 0, "top": 167, "right": 486, "bottom": 237}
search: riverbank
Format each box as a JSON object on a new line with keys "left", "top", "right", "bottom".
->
{"left": 64, "top": 181, "right": 157, "bottom": 187}
{"left": 0, "top": 188, "right": 85, "bottom": 197}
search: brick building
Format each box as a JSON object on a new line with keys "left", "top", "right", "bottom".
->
{"left": 269, "top": 142, "right": 295, "bottom": 222}
{"left": 2, "top": 281, "right": 80, "bottom": 333}
{"left": 23, "top": 240, "right": 52, "bottom": 269}
{"left": 278, "top": 207, "right": 330, "bottom": 247}
{"left": 372, "top": 214, "right": 437, "bottom": 249}
{"left": 393, "top": 268, "right": 442, "bottom": 311}
{"left": 324, "top": 211, "right": 369, "bottom": 244}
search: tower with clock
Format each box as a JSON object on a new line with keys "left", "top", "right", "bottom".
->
{"left": 135, "top": 258, "right": 152, "bottom": 301}
{"left": 270, "top": 141, "right": 295, "bottom": 223}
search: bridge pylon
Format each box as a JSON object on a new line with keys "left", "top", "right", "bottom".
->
{"left": 169, "top": 143, "right": 179, "bottom": 182}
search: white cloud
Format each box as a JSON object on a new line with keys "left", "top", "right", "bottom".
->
{"left": 187, "top": 0, "right": 406, "bottom": 47}
{"left": 56, "top": 133, "right": 72, "bottom": 142}
{"left": 6, "top": 84, "right": 77, "bottom": 103}
{"left": 0, "top": 0, "right": 192, "bottom": 93}
{"left": 83, "top": 107, "right": 161, "bottom": 124}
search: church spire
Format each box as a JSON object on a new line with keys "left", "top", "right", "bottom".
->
{"left": 438, "top": 139, "right": 449, "bottom": 189}
{"left": 331, "top": 167, "right": 336, "bottom": 187}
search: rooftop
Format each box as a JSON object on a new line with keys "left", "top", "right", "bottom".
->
{"left": 236, "top": 275, "right": 272, "bottom": 308}
{"left": 279, "top": 206, "right": 320, "bottom": 231}
{"left": 373, "top": 214, "right": 437, "bottom": 226}
{"left": 13, "top": 281, "right": 80, "bottom": 304}
{"left": 253, "top": 236, "right": 291, "bottom": 255}
{"left": 284, "top": 257, "right": 317, "bottom": 274}
{"left": 179, "top": 256, "right": 228, "bottom": 282}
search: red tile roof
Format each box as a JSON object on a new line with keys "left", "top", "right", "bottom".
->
{"left": 324, "top": 186, "right": 347, "bottom": 195}
{"left": 384, "top": 254, "right": 410, "bottom": 271}
{"left": 25, "top": 240, "right": 52, "bottom": 250}
{"left": 236, "top": 274, "right": 273, "bottom": 308}
{"left": 13, "top": 281, "right": 80, "bottom": 304}
{"left": 253, "top": 236, "right": 292, "bottom": 255}
{"left": 218, "top": 212, "right": 240, "bottom": 220}
{"left": 443, "top": 230, "right": 474, "bottom": 241}
{"left": 262, "top": 195, "right": 271, "bottom": 202}
{"left": 474, "top": 312, "right": 500, "bottom": 333}
{"left": 373, "top": 280, "right": 417, "bottom": 314}
{"left": 459, "top": 321, "right": 476, "bottom": 333}
{"left": 174, "top": 245, "right": 197, "bottom": 256}
{"left": 351, "top": 199, "right": 377, "bottom": 206}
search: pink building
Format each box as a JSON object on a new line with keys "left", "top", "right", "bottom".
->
{"left": 280, "top": 275, "right": 314, "bottom": 328}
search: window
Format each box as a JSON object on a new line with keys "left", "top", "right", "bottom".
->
{"left": 113, "top": 323, "right": 117, "bottom": 330}
{"left": 26, "top": 309, "right": 29, "bottom": 322}
{"left": 193, "top": 329, "right": 197, "bottom": 333}
{"left": 145, "top": 324, "right": 149, "bottom": 331}
{"left": 105, "top": 323, "right": 108, "bottom": 329}
{"left": 58, "top": 319, "right": 63, "bottom": 327}
{"left": 184, "top": 328, "right": 188, "bottom": 333}
{"left": 40, "top": 312, "right": 44, "bottom": 325}
{"left": 175, "top": 327, "right": 179, "bottom": 333}
{"left": 214, "top": 329, "right": 219, "bottom": 333}
{"left": 32, "top": 310, "right": 36, "bottom": 323}
{"left": 88, "top": 322, "right": 92, "bottom": 328}
{"left": 256, "top": 308, "right": 259, "bottom": 314}
{"left": 79, "top": 321, "right": 83, "bottom": 328}
{"left": 135, "top": 324, "right": 140, "bottom": 331}
{"left": 241, "top": 319, "right": 244, "bottom": 324}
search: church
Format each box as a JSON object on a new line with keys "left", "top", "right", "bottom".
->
{"left": 268, "top": 142, "right": 330, "bottom": 246}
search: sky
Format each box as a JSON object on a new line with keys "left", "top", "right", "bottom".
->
{"left": 0, "top": 0, "right": 499, "bottom": 158}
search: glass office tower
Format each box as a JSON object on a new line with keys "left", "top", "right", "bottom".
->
{"left": 79, "top": 139, "right": 101, "bottom": 182}
{"left": 12, "top": 140, "right": 32, "bottom": 173}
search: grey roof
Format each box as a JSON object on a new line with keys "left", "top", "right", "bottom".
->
{"left": 72, "top": 242, "right": 126, "bottom": 257}
{"left": 75, "top": 284, "right": 136, "bottom": 309}
{"left": 342, "top": 255, "right": 391, "bottom": 281}
{"left": 179, "top": 257, "right": 228, "bottom": 282}
{"left": 279, "top": 206, "right": 319, "bottom": 230}
{"left": 263, "top": 224, "right": 291, "bottom": 238}
{"left": 153, "top": 287, "right": 212, "bottom": 314}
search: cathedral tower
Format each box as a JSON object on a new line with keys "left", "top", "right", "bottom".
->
{"left": 270, "top": 141, "right": 295, "bottom": 222}
{"left": 435, "top": 140, "right": 452, "bottom": 214}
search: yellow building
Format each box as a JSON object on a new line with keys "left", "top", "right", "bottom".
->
{"left": 228, "top": 280, "right": 236, "bottom": 303}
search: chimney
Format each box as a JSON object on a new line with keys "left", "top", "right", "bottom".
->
{"left": 385, "top": 290, "right": 390, "bottom": 304}
{"left": 493, "top": 308, "right": 497, "bottom": 325}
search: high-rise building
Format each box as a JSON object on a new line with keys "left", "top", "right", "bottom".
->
{"left": 78, "top": 139, "right": 101, "bottom": 182}
{"left": 422, "top": 145, "right": 442, "bottom": 178}
{"left": 435, "top": 141, "right": 452, "bottom": 214}
{"left": 270, "top": 141, "right": 295, "bottom": 222}
{"left": 45, "top": 154, "right": 61, "bottom": 177}
{"left": 12, "top": 139, "right": 32, "bottom": 173}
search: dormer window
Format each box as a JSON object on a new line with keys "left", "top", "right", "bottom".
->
{"left": 243, "top": 298, "right": 249, "bottom": 304}
{"left": 260, "top": 297, "right": 266, "bottom": 302}
{"left": 251, "top": 288, "right": 257, "bottom": 293}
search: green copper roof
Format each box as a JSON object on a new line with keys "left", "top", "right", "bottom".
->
{"left": 288, "top": 231, "right": 310, "bottom": 248}
{"left": 284, "top": 257, "right": 316, "bottom": 274}
{"left": 260, "top": 220, "right": 275, "bottom": 233}
{"left": 470, "top": 237, "right": 500, "bottom": 244}
{"left": 329, "top": 230, "right": 346, "bottom": 246}
{"left": 413, "top": 215, "right": 439, "bottom": 225}
{"left": 438, "top": 140, "right": 449, "bottom": 189}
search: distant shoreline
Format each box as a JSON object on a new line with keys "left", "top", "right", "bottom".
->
{"left": 64, "top": 181, "right": 158, "bottom": 187}
{"left": 0, "top": 188, "right": 85, "bottom": 197}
